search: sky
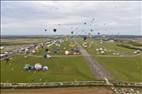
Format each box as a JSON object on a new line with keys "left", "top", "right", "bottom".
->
{"left": 1, "top": 1, "right": 142, "bottom": 36}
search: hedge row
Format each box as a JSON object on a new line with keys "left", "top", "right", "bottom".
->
{"left": 1, "top": 81, "right": 142, "bottom": 89}
{"left": 117, "top": 43, "right": 142, "bottom": 51}
{"left": 0, "top": 81, "right": 107, "bottom": 89}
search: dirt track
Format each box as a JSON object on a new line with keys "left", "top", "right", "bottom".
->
{"left": 76, "top": 41, "right": 111, "bottom": 79}
{"left": 1, "top": 87, "right": 113, "bottom": 94}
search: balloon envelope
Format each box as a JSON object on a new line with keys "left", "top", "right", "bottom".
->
{"left": 83, "top": 36, "right": 87, "bottom": 41}
{"left": 24, "top": 64, "right": 31, "bottom": 70}
{"left": 35, "top": 63, "right": 42, "bottom": 70}
{"left": 84, "top": 22, "right": 87, "bottom": 24}
{"left": 45, "top": 29, "right": 47, "bottom": 32}
{"left": 53, "top": 28, "right": 56, "bottom": 32}
{"left": 90, "top": 29, "right": 94, "bottom": 32}
{"left": 43, "top": 66, "right": 48, "bottom": 71}
{"left": 71, "top": 31, "right": 74, "bottom": 34}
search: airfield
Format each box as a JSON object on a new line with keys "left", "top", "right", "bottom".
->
{"left": 0, "top": 36, "right": 142, "bottom": 94}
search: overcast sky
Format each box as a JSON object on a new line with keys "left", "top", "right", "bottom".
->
{"left": 1, "top": 1, "right": 142, "bottom": 35}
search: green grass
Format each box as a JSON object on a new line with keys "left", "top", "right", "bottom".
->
{"left": 0, "top": 38, "right": 95, "bottom": 83}
{"left": 87, "top": 39, "right": 135, "bottom": 55}
{"left": 1, "top": 38, "right": 47, "bottom": 46}
{"left": 95, "top": 55, "right": 142, "bottom": 82}
{"left": 0, "top": 55, "right": 95, "bottom": 83}
{"left": 77, "top": 38, "right": 142, "bottom": 82}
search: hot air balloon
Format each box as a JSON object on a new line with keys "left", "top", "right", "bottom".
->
{"left": 90, "top": 29, "right": 94, "bottom": 32}
{"left": 71, "top": 31, "right": 74, "bottom": 34}
{"left": 34, "top": 63, "right": 42, "bottom": 70}
{"left": 97, "top": 32, "right": 100, "bottom": 35}
{"left": 83, "top": 36, "right": 87, "bottom": 41}
{"left": 53, "top": 28, "right": 56, "bottom": 32}
{"left": 44, "top": 29, "right": 47, "bottom": 32}
{"left": 45, "top": 48, "right": 49, "bottom": 52}
{"left": 84, "top": 22, "right": 87, "bottom": 25}
{"left": 43, "top": 66, "right": 48, "bottom": 71}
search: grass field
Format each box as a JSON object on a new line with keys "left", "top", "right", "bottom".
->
{"left": 0, "top": 38, "right": 95, "bottom": 83}
{"left": 78, "top": 38, "right": 142, "bottom": 82}
{"left": 35, "top": 38, "right": 76, "bottom": 56}
{"left": 1, "top": 37, "right": 142, "bottom": 83}
{"left": 1, "top": 38, "right": 47, "bottom": 46}
{"left": 95, "top": 55, "right": 142, "bottom": 82}
{"left": 0, "top": 55, "right": 95, "bottom": 83}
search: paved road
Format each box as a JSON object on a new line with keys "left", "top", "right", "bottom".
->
{"left": 75, "top": 41, "right": 111, "bottom": 80}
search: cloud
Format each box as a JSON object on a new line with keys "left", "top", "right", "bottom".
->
{"left": 1, "top": 1, "right": 141, "bottom": 35}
